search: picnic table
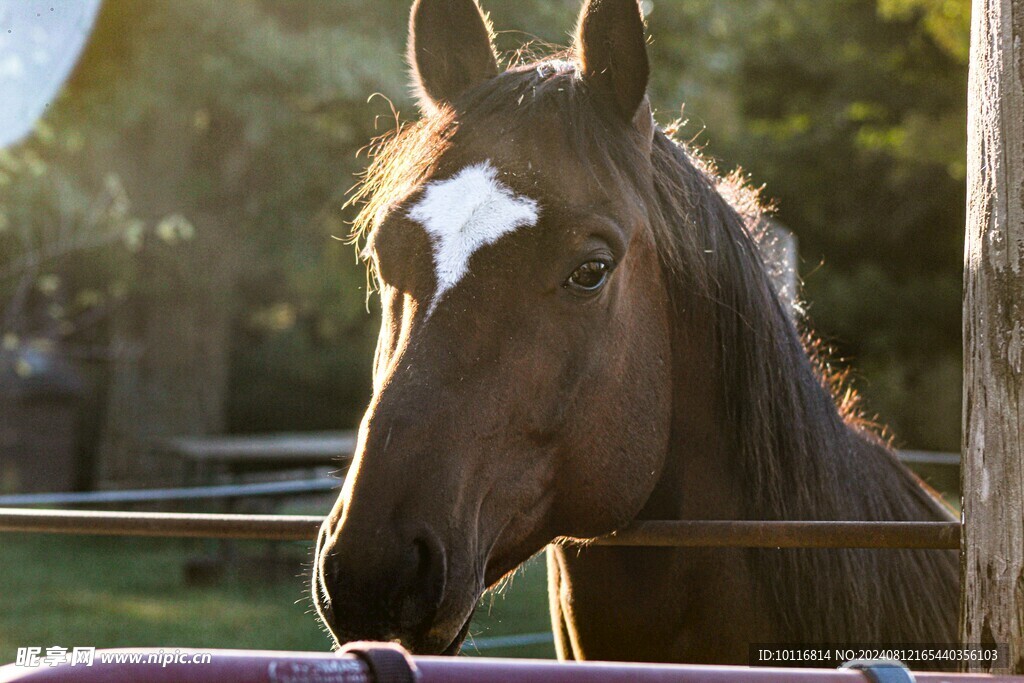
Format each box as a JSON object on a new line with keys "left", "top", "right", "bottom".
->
{"left": 155, "top": 431, "right": 357, "bottom": 487}
{"left": 152, "top": 430, "right": 357, "bottom": 583}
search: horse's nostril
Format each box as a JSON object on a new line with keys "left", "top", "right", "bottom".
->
{"left": 410, "top": 531, "right": 447, "bottom": 603}
{"left": 392, "top": 530, "right": 447, "bottom": 633}
{"left": 411, "top": 537, "right": 430, "bottom": 578}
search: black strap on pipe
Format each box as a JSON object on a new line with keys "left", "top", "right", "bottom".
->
{"left": 337, "top": 642, "right": 419, "bottom": 683}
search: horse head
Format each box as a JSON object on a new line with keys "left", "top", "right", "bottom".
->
{"left": 313, "top": 0, "right": 674, "bottom": 654}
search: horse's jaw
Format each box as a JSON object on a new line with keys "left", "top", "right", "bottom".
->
{"left": 440, "top": 613, "right": 475, "bottom": 655}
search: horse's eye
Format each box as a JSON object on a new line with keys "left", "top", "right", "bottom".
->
{"left": 565, "top": 260, "right": 612, "bottom": 293}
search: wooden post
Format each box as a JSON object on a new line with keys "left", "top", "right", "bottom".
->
{"left": 961, "top": 0, "right": 1024, "bottom": 673}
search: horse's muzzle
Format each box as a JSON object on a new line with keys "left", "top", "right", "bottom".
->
{"left": 313, "top": 519, "right": 455, "bottom": 654}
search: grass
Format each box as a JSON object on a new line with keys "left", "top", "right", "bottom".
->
{"left": 0, "top": 533, "right": 555, "bottom": 664}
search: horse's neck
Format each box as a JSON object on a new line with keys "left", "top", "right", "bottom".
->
{"left": 549, "top": 318, "right": 780, "bottom": 662}
{"left": 637, "top": 316, "right": 746, "bottom": 522}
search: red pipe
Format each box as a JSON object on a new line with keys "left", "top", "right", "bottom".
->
{"left": 1, "top": 649, "right": 1020, "bottom": 683}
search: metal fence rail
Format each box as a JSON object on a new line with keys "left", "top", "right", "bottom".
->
{"left": 593, "top": 519, "right": 960, "bottom": 549}
{"left": 0, "top": 509, "right": 321, "bottom": 541}
{"left": 0, "top": 479, "right": 338, "bottom": 507}
{"left": 0, "top": 509, "right": 961, "bottom": 548}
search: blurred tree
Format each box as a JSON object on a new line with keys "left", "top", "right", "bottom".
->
{"left": 50, "top": 0, "right": 412, "bottom": 485}
{"left": 733, "top": 0, "right": 968, "bottom": 451}
{"left": 0, "top": 142, "right": 141, "bottom": 354}
{"left": 638, "top": 0, "right": 969, "bottom": 450}
{"left": 0, "top": 122, "right": 164, "bottom": 490}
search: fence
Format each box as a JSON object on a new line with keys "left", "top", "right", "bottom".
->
{"left": 0, "top": 479, "right": 336, "bottom": 507}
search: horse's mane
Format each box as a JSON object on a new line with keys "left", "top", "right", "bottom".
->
{"left": 646, "top": 130, "right": 958, "bottom": 642}
{"left": 349, "top": 58, "right": 958, "bottom": 644}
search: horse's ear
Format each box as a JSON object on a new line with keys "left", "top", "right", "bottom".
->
{"left": 574, "top": 0, "right": 650, "bottom": 123}
{"left": 408, "top": 0, "right": 499, "bottom": 114}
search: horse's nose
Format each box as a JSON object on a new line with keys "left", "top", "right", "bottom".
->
{"left": 315, "top": 523, "right": 448, "bottom": 647}
{"left": 398, "top": 531, "right": 447, "bottom": 625}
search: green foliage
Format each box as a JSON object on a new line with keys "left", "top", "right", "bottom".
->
{"left": 0, "top": 132, "right": 152, "bottom": 371}
{"left": 21, "top": 0, "right": 416, "bottom": 429}
{"left": 641, "top": 0, "right": 968, "bottom": 449}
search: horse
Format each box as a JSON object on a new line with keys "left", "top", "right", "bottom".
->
{"left": 312, "top": 0, "right": 959, "bottom": 663}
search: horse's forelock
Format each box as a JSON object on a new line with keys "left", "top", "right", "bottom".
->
{"left": 350, "top": 58, "right": 662, "bottom": 254}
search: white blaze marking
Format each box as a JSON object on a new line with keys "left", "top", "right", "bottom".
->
{"left": 407, "top": 161, "right": 539, "bottom": 312}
